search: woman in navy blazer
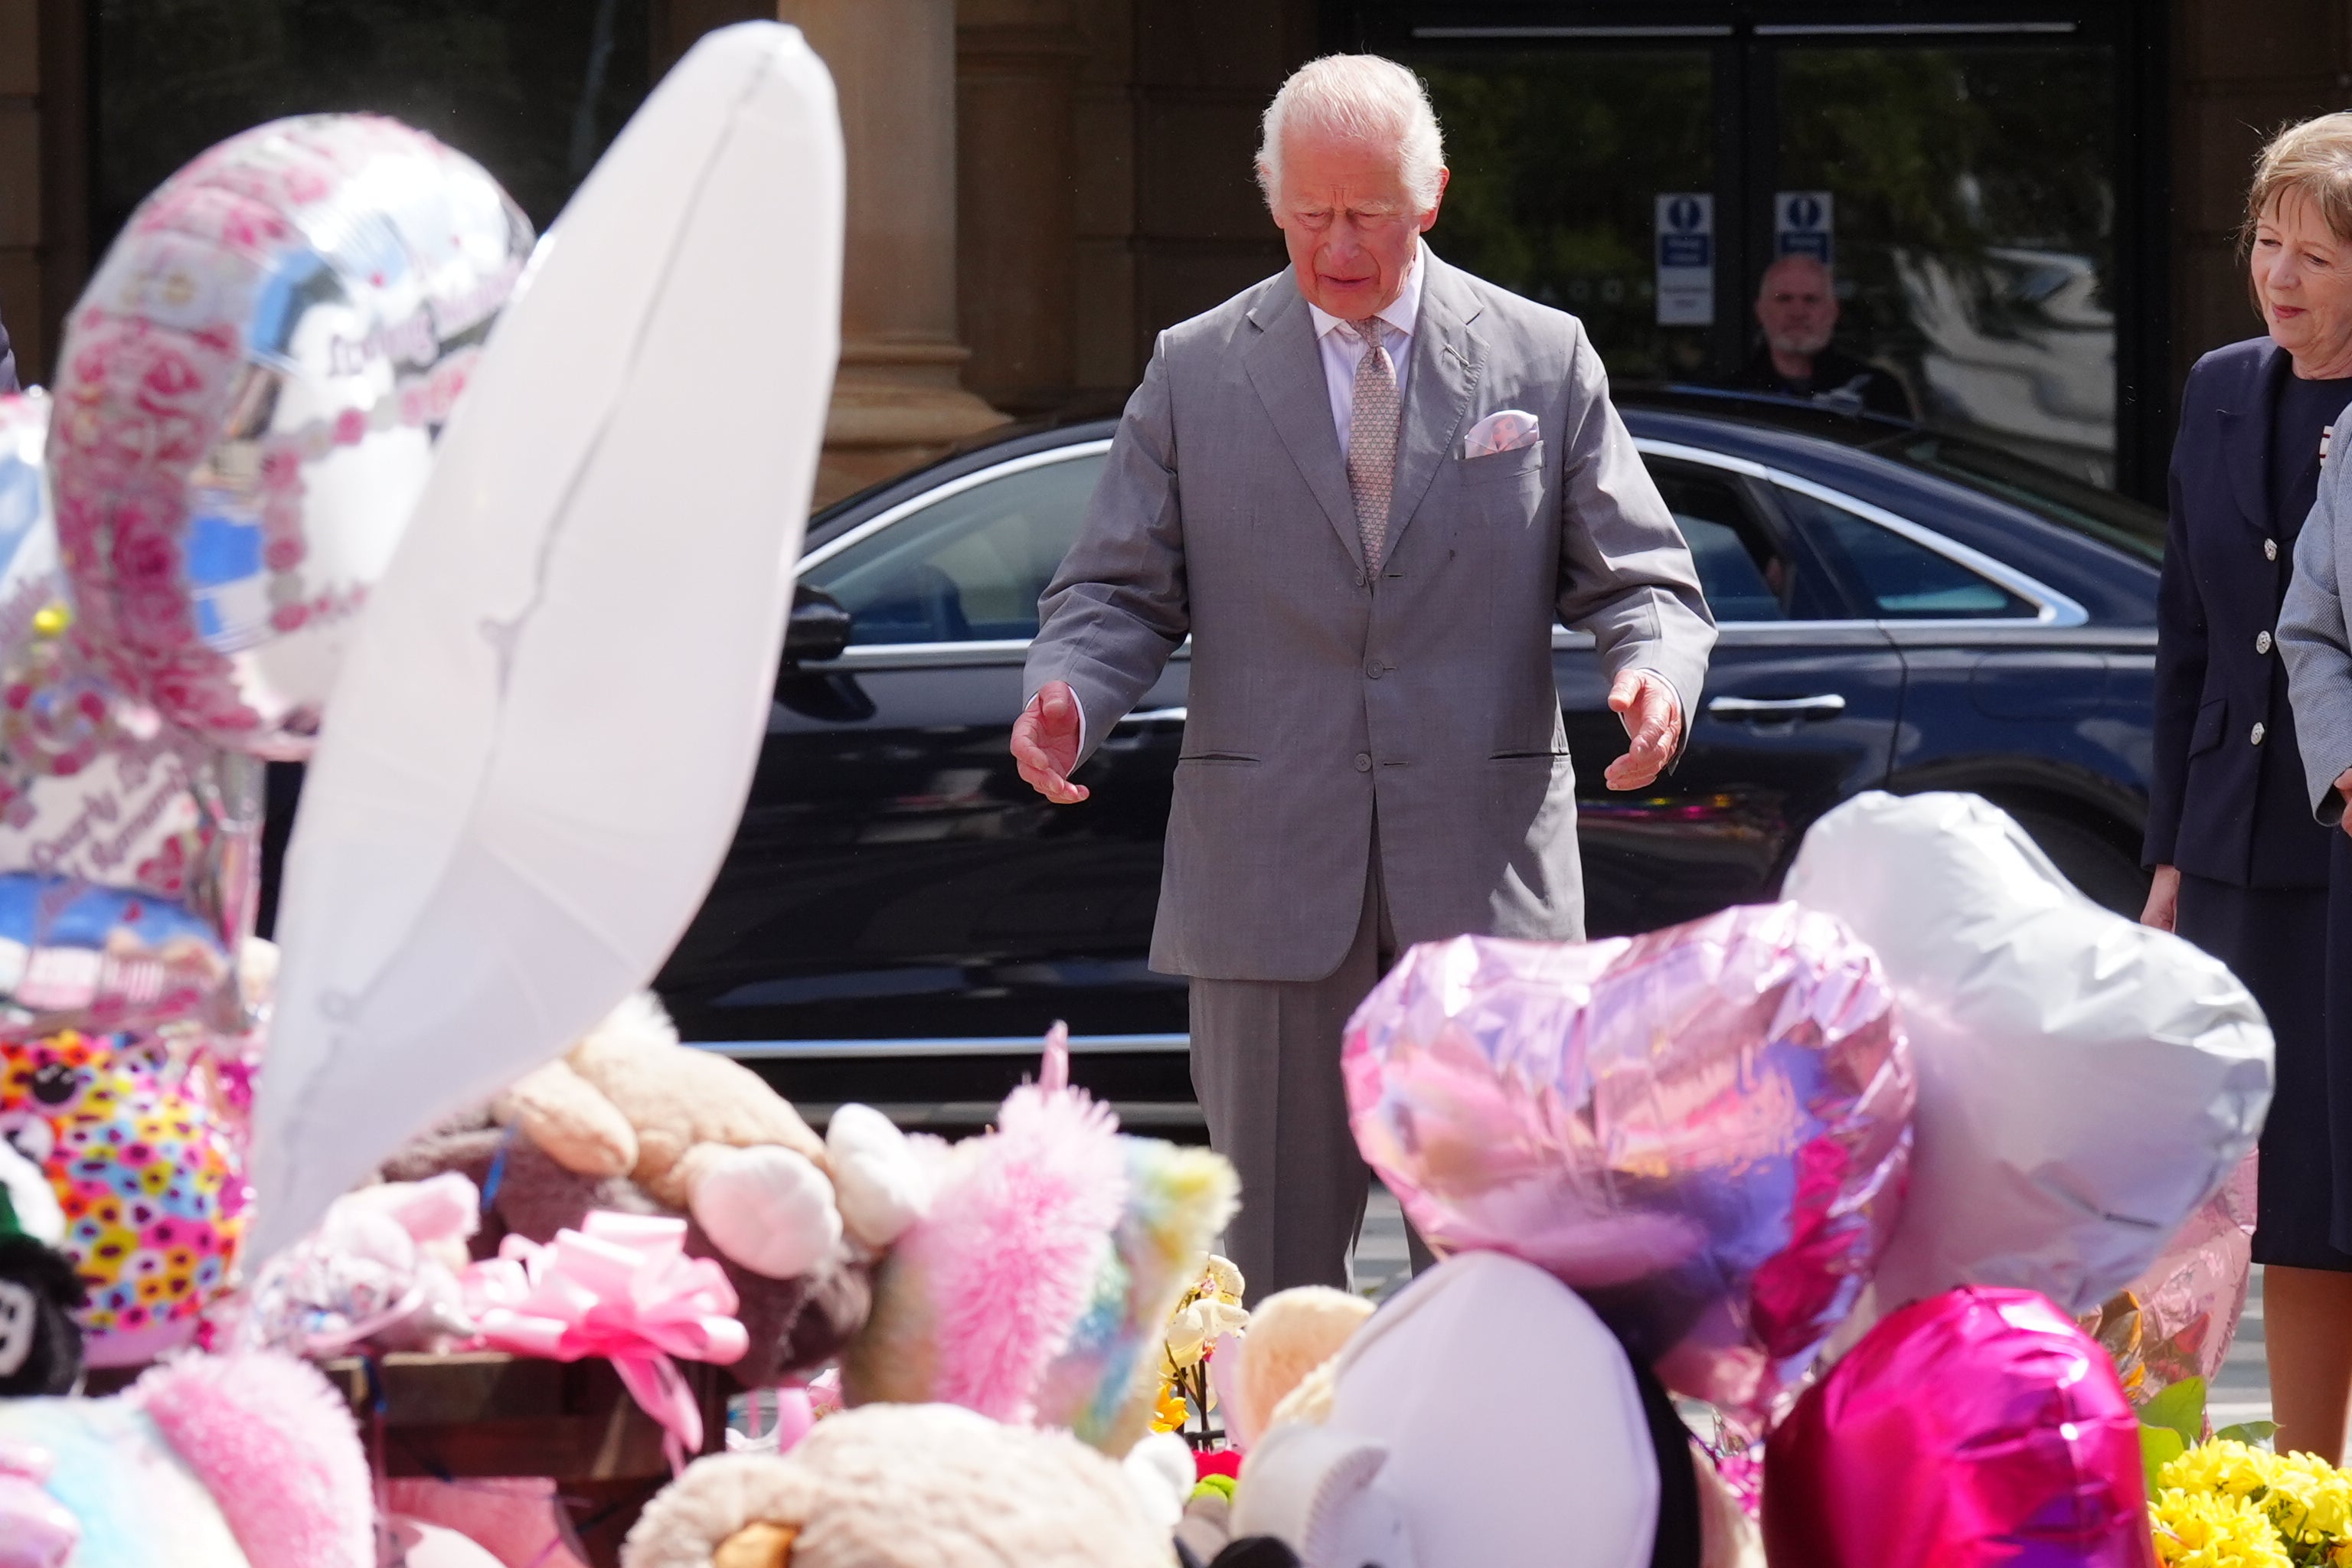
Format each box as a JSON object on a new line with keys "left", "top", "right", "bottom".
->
{"left": 2145, "top": 113, "right": 2352, "bottom": 1462}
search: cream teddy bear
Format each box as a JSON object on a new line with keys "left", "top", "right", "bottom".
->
{"left": 620, "top": 1403, "right": 1176, "bottom": 1568}
{"left": 496, "top": 993, "right": 929, "bottom": 1277}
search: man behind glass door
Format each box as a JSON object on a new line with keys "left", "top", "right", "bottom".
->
{"left": 1728, "top": 254, "right": 1913, "bottom": 420}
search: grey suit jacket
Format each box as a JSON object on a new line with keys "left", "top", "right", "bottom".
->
{"left": 2278, "top": 394, "right": 2352, "bottom": 822}
{"left": 1024, "top": 251, "right": 1716, "bottom": 982}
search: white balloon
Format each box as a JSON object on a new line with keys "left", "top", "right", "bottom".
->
{"left": 1233, "top": 1251, "right": 1660, "bottom": 1568}
{"left": 1782, "top": 790, "right": 2272, "bottom": 1315}
{"left": 250, "top": 22, "right": 844, "bottom": 1261}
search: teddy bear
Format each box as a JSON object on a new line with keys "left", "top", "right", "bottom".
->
{"left": 381, "top": 993, "right": 928, "bottom": 1387}
{"left": 618, "top": 1402, "right": 1180, "bottom": 1568}
{"left": 1217, "top": 1285, "right": 1373, "bottom": 1452}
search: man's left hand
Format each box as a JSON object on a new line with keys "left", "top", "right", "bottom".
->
{"left": 1605, "top": 670, "right": 1681, "bottom": 791}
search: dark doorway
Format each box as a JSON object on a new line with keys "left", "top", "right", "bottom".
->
{"left": 1350, "top": 3, "right": 2167, "bottom": 498}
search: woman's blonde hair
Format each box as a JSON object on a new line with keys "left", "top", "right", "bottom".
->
{"left": 2245, "top": 112, "right": 2352, "bottom": 253}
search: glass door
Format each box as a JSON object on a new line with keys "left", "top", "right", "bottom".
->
{"left": 1367, "top": 4, "right": 2160, "bottom": 496}
{"left": 1405, "top": 42, "right": 1730, "bottom": 383}
{"left": 1768, "top": 38, "right": 2121, "bottom": 485}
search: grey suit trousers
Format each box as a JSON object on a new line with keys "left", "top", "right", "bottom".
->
{"left": 1191, "top": 825, "right": 1436, "bottom": 1302}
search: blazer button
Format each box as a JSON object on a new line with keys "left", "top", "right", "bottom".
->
{"left": 1365, "top": 658, "right": 1386, "bottom": 679}
{"left": 2258, "top": 630, "right": 2275, "bottom": 655}
{"left": 1354, "top": 752, "right": 1373, "bottom": 773}
{"left": 2266, "top": 538, "right": 2280, "bottom": 561}
{"left": 2252, "top": 721, "right": 2268, "bottom": 746}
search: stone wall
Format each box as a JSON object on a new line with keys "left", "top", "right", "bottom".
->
{"left": 963, "top": 0, "right": 1314, "bottom": 417}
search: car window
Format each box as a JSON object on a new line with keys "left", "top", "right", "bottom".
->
{"left": 1873, "top": 430, "right": 2165, "bottom": 565}
{"left": 805, "top": 452, "right": 1107, "bottom": 644}
{"left": 1775, "top": 485, "right": 2034, "bottom": 619}
{"left": 1647, "top": 459, "right": 1843, "bottom": 622}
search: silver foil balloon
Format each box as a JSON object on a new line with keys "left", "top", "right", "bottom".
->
{"left": 1343, "top": 903, "right": 1915, "bottom": 1429}
{"left": 48, "top": 114, "right": 534, "bottom": 759}
{"left": 0, "top": 390, "right": 261, "bottom": 1039}
{"left": 1782, "top": 792, "right": 2271, "bottom": 1320}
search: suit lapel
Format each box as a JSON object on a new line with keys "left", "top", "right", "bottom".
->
{"left": 1384, "top": 252, "right": 1483, "bottom": 561}
{"left": 1243, "top": 280, "right": 1364, "bottom": 570}
{"left": 2223, "top": 341, "right": 2289, "bottom": 534}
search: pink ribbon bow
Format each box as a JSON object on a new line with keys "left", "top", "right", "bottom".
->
{"left": 460, "top": 1212, "right": 747, "bottom": 1470}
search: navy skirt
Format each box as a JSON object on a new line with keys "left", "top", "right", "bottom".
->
{"left": 2177, "top": 830, "right": 2352, "bottom": 1271}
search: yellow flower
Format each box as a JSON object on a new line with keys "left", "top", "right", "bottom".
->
{"left": 1150, "top": 1377, "right": 1188, "bottom": 1434}
{"left": 2262, "top": 1455, "right": 2352, "bottom": 1544}
{"left": 2161, "top": 1441, "right": 2278, "bottom": 1501}
{"left": 2152, "top": 1487, "right": 2292, "bottom": 1568}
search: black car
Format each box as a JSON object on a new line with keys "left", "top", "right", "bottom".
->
{"left": 652, "top": 390, "right": 2164, "bottom": 1123}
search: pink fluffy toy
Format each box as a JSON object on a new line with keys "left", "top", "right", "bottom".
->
{"left": 842, "top": 1026, "right": 1238, "bottom": 1453}
{"left": 843, "top": 1025, "right": 1130, "bottom": 1423}
{"left": 0, "top": 1348, "right": 374, "bottom": 1568}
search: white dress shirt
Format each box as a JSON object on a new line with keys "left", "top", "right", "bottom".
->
{"left": 1306, "top": 242, "right": 1426, "bottom": 456}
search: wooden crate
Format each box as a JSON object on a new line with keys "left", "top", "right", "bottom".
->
{"left": 87, "top": 1351, "right": 731, "bottom": 1566}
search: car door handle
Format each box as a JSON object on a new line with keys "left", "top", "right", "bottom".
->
{"left": 1116, "top": 707, "right": 1188, "bottom": 726}
{"left": 1707, "top": 694, "right": 1847, "bottom": 720}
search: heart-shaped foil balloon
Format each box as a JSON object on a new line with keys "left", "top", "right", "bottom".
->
{"left": 1344, "top": 902, "right": 1914, "bottom": 1429}
{"left": 0, "top": 392, "right": 259, "bottom": 1040}
{"left": 48, "top": 114, "right": 534, "bottom": 759}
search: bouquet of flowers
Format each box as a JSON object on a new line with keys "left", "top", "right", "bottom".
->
{"left": 2152, "top": 1440, "right": 2352, "bottom": 1566}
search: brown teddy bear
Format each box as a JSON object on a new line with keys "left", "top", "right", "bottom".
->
{"left": 382, "top": 993, "right": 930, "bottom": 1385}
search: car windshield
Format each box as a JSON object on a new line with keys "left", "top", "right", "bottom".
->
{"left": 1871, "top": 430, "right": 2165, "bottom": 565}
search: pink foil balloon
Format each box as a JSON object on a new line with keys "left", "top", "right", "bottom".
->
{"left": 0, "top": 392, "right": 262, "bottom": 1040}
{"left": 1765, "top": 1286, "right": 2155, "bottom": 1568}
{"left": 1343, "top": 902, "right": 1914, "bottom": 1428}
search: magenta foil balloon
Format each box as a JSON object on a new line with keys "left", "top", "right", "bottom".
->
{"left": 1342, "top": 903, "right": 1913, "bottom": 1425}
{"left": 1764, "top": 1287, "right": 2156, "bottom": 1568}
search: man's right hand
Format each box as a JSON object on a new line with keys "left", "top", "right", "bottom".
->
{"left": 1013, "top": 680, "right": 1090, "bottom": 804}
{"left": 2141, "top": 864, "right": 2180, "bottom": 932}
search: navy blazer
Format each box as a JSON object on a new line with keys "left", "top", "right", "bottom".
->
{"left": 2147, "top": 336, "right": 2337, "bottom": 887}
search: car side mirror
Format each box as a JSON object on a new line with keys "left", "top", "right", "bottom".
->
{"left": 782, "top": 583, "right": 852, "bottom": 666}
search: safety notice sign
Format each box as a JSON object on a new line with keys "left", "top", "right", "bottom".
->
{"left": 1655, "top": 193, "right": 1714, "bottom": 326}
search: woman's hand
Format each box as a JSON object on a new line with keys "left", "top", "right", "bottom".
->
{"left": 2141, "top": 864, "right": 2181, "bottom": 931}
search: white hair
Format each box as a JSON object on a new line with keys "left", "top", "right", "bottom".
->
{"left": 1256, "top": 54, "right": 1446, "bottom": 212}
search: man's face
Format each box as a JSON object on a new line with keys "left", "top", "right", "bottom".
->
{"left": 1757, "top": 260, "right": 1838, "bottom": 357}
{"left": 1267, "top": 128, "right": 1446, "bottom": 319}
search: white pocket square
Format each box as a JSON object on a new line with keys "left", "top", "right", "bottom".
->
{"left": 1463, "top": 409, "right": 1540, "bottom": 459}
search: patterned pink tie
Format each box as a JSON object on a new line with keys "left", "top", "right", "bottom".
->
{"left": 1346, "top": 317, "right": 1400, "bottom": 570}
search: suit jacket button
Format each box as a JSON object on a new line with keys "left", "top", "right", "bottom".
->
{"left": 2259, "top": 630, "right": 2275, "bottom": 655}
{"left": 2266, "top": 538, "right": 2280, "bottom": 560}
{"left": 2252, "top": 721, "right": 2268, "bottom": 746}
{"left": 1354, "top": 752, "right": 1373, "bottom": 773}
{"left": 1365, "top": 658, "right": 1385, "bottom": 679}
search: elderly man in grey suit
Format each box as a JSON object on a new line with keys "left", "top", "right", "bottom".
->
{"left": 1012, "top": 54, "right": 1717, "bottom": 1299}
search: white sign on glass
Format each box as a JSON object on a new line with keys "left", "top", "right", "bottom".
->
{"left": 1655, "top": 192, "right": 1714, "bottom": 326}
{"left": 1775, "top": 191, "right": 1834, "bottom": 263}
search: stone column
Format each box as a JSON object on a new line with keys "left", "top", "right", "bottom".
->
{"left": 779, "top": 0, "right": 1007, "bottom": 505}
{"left": 956, "top": 0, "right": 1083, "bottom": 414}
